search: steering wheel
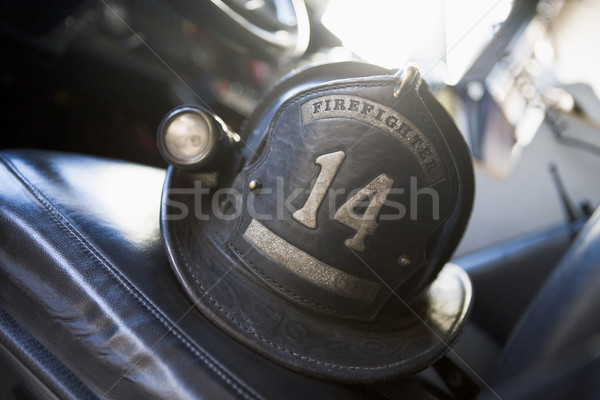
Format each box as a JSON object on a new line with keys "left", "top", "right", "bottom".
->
{"left": 493, "top": 208, "right": 600, "bottom": 393}
{"left": 168, "top": 0, "right": 310, "bottom": 58}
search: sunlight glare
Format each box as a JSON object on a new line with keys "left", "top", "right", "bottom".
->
{"left": 322, "top": 0, "right": 432, "bottom": 69}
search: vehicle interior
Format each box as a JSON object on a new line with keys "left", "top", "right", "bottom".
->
{"left": 1, "top": 0, "right": 600, "bottom": 399}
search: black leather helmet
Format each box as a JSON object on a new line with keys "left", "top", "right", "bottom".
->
{"left": 160, "top": 62, "right": 474, "bottom": 382}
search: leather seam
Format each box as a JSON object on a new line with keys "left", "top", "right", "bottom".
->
{"left": 211, "top": 225, "right": 366, "bottom": 317}
{"left": 175, "top": 228, "right": 436, "bottom": 371}
{"left": 0, "top": 156, "right": 261, "bottom": 400}
{"left": 244, "top": 80, "right": 396, "bottom": 176}
{"left": 231, "top": 242, "right": 358, "bottom": 317}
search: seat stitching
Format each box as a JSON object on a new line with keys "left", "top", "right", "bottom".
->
{"left": 0, "top": 156, "right": 261, "bottom": 400}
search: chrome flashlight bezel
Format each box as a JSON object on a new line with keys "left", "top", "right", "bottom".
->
{"left": 157, "top": 106, "right": 220, "bottom": 170}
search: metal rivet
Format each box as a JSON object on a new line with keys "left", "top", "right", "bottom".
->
{"left": 396, "top": 254, "right": 411, "bottom": 267}
{"left": 248, "top": 180, "right": 261, "bottom": 191}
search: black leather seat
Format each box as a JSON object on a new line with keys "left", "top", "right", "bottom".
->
{"left": 0, "top": 149, "right": 379, "bottom": 399}
{"left": 3, "top": 149, "right": 600, "bottom": 399}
